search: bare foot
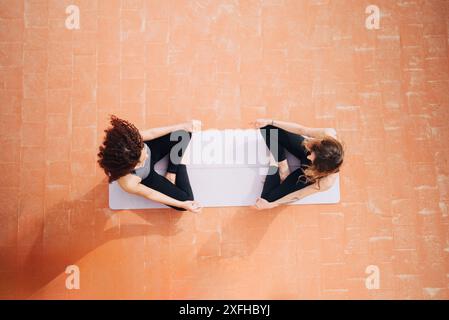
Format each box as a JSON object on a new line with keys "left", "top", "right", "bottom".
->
{"left": 268, "top": 152, "right": 278, "bottom": 167}
{"left": 165, "top": 172, "right": 176, "bottom": 184}
{"left": 184, "top": 120, "right": 202, "bottom": 132}
{"left": 278, "top": 159, "right": 290, "bottom": 182}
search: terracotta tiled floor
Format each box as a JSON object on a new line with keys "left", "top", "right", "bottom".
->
{"left": 1, "top": 0, "right": 449, "bottom": 299}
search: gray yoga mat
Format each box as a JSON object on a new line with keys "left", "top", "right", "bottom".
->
{"left": 109, "top": 129, "right": 340, "bottom": 209}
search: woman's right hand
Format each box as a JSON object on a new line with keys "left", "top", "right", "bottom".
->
{"left": 253, "top": 197, "right": 278, "bottom": 210}
{"left": 182, "top": 200, "right": 202, "bottom": 213}
{"left": 253, "top": 118, "right": 273, "bottom": 129}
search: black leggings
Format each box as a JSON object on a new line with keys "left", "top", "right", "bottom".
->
{"left": 260, "top": 125, "right": 313, "bottom": 202}
{"left": 141, "top": 130, "right": 194, "bottom": 211}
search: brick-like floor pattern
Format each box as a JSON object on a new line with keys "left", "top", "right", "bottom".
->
{"left": 0, "top": 0, "right": 448, "bottom": 299}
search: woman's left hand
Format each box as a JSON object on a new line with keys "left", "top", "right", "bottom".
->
{"left": 254, "top": 197, "right": 278, "bottom": 210}
{"left": 184, "top": 120, "right": 202, "bottom": 132}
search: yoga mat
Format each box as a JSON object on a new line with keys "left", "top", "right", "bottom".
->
{"left": 109, "top": 129, "right": 340, "bottom": 209}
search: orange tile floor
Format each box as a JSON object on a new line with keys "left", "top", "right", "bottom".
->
{"left": 1, "top": 0, "right": 449, "bottom": 299}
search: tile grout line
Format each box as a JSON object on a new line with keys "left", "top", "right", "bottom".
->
{"left": 67, "top": 5, "right": 74, "bottom": 239}
{"left": 142, "top": 0, "right": 148, "bottom": 290}
{"left": 43, "top": 0, "right": 50, "bottom": 251}
{"left": 17, "top": 0, "right": 25, "bottom": 261}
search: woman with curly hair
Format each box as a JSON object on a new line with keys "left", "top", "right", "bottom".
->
{"left": 253, "top": 119, "right": 344, "bottom": 210}
{"left": 98, "top": 115, "right": 202, "bottom": 213}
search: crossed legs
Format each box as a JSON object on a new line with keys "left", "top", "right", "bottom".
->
{"left": 141, "top": 130, "right": 194, "bottom": 211}
{"left": 259, "top": 125, "right": 311, "bottom": 203}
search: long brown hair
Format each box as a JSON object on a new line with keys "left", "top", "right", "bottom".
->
{"left": 299, "top": 135, "right": 344, "bottom": 189}
{"left": 97, "top": 115, "right": 144, "bottom": 183}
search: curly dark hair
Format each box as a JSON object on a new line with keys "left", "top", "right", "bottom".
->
{"left": 97, "top": 115, "right": 144, "bottom": 183}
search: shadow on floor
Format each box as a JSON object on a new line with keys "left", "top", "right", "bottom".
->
{"left": 16, "top": 180, "right": 182, "bottom": 299}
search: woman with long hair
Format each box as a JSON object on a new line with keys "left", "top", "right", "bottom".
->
{"left": 97, "top": 115, "right": 202, "bottom": 213}
{"left": 253, "top": 119, "right": 344, "bottom": 210}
